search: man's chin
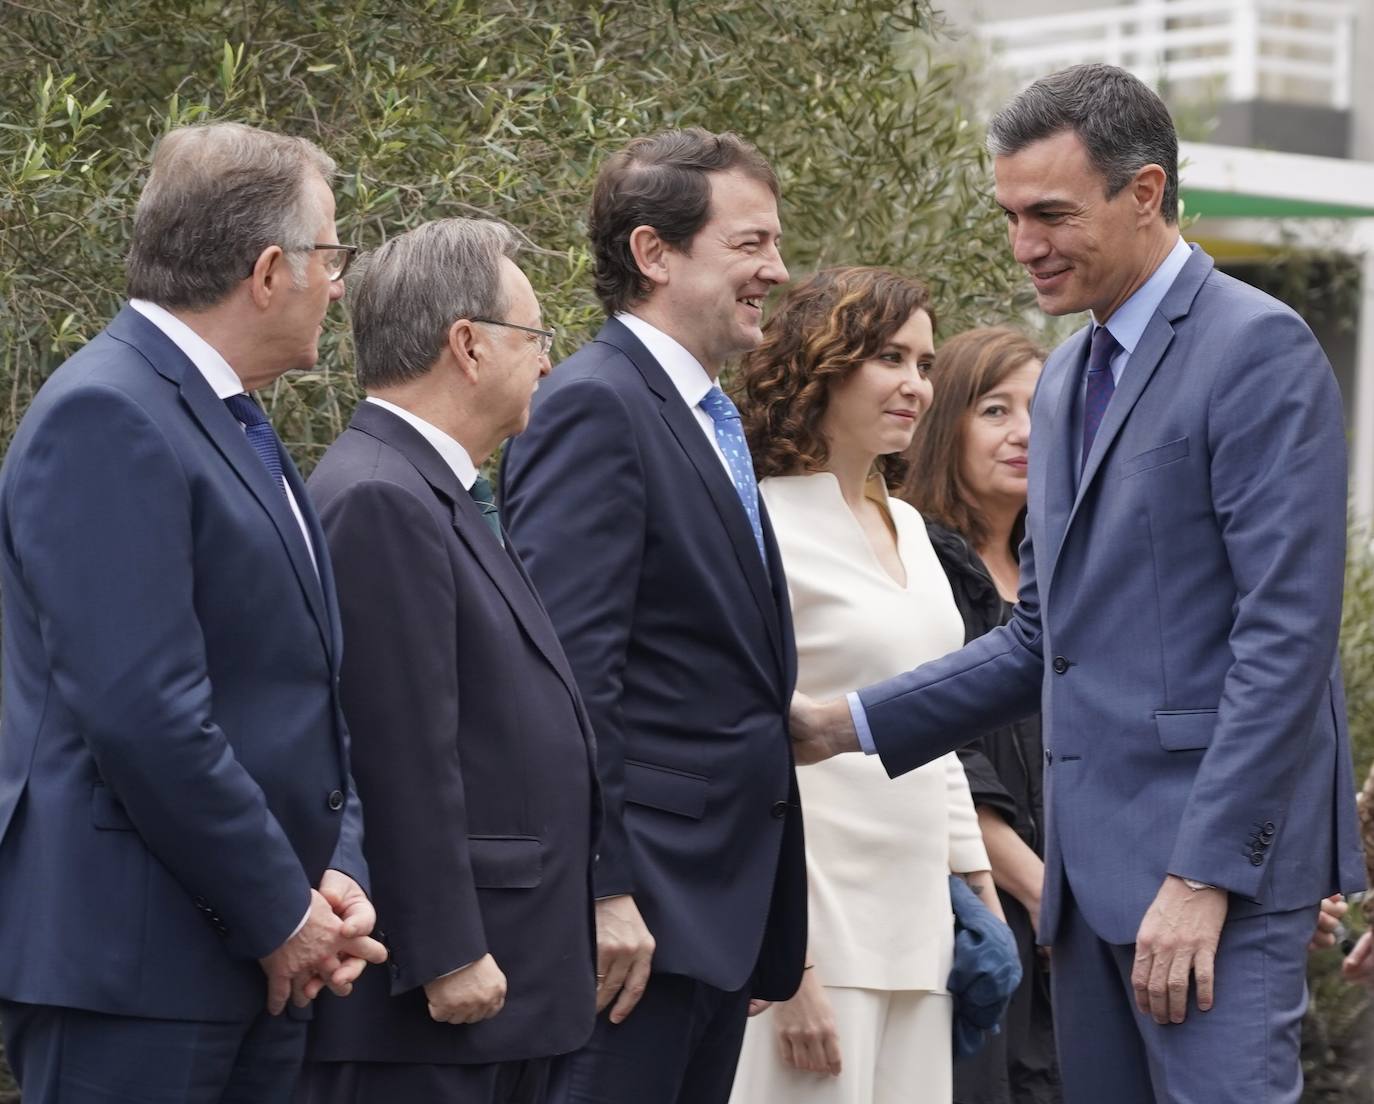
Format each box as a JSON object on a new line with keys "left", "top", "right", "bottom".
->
{"left": 1033, "top": 289, "right": 1082, "bottom": 318}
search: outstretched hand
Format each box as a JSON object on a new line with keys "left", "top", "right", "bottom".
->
{"left": 789, "top": 692, "right": 859, "bottom": 766}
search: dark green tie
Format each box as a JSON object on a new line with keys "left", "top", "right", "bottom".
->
{"left": 469, "top": 474, "right": 503, "bottom": 546}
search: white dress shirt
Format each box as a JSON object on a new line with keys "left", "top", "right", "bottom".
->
{"left": 128, "top": 298, "right": 317, "bottom": 572}
{"left": 365, "top": 397, "right": 478, "bottom": 490}
{"left": 615, "top": 312, "right": 733, "bottom": 476}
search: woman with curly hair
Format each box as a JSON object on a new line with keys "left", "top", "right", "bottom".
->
{"left": 899, "top": 327, "right": 1059, "bottom": 1104}
{"left": 727, "top": 267, "right": 1004, "bottom": 1104}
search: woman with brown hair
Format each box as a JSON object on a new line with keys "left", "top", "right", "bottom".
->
{"left": 727, "top": 267, "right": 1004, "bottom": 1104}
{"left": 901, "top": 326, "right": 1059, "bottom": 1104}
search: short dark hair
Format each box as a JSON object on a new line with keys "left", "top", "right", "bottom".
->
{"left": 735, "top": 266, "right": 935, "bottom": 491}
{"left": 127, "top": 122, "right": 336, "bottom": 310}
{"left": 987, "top": 63, "right": 1179, "bottom": 223}
{"left": 350, "top": 218, "right": 520, "bottom": 390}
{"left": 588, "top": 128, "right": 779, "bottom": 316}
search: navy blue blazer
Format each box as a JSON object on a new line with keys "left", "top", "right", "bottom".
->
{"left": 0, "top": 305, "right": 365, "bottom": 1021}
{"left": 303, "top": 402, "right": 599, "bottom": 1064}
{"left": 857, "top": 247, "right": 1365, "bottom": 944}
{"left": 501, "top": 317, "right": 806, "bottom": 1000}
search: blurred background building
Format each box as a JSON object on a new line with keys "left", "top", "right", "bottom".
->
{"left": 936, "top": 0, "right": 1374, "bottom": 519}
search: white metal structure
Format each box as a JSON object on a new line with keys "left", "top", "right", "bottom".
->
{"left": 978, "top": 0, "right": 1356, "bottom": 110}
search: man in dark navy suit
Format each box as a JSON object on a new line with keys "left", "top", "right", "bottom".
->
{"left": 501, "top": 128, "right": 806, "bottom": 1104}
{"left": 0, "top": 123, "right": 385, "bottom": 1103}
{"left": 297, "top": 219, "right": 599, "bottom": 1104}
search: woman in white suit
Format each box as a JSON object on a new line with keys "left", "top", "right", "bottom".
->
{"left": 728, "top": 267, "right": 1005, "bottom": 1104}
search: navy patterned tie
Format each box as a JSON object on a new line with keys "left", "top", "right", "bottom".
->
{"left": 1081, "top": 325, "right": 1121, "bottom": 472}
{"left": 699, "top": 386, "right": 767, "bottom": 567}
{"left": 469, "top": 474, "right": 504, "bottom": 546}
{"left": 223, "top": 393, "right": 288, "bottom": 500}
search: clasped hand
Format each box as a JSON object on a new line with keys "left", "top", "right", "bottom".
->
{"left": 258, "top": 870, "right": 387, "bottom": 1015}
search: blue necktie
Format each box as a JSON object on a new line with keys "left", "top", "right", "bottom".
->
{"left": 699, "top": 386, "right": 767, "bottom": 567}
{"left": 1081, "top": 326, "right": 1121, "bottom": 472}
{"left": 469, "top": 474, "right": 504, "bottom": 546}
{"left": 224, "top": 393, "right": 288, "bottom": 500}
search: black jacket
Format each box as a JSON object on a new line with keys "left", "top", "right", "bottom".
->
{"left": 926, "top": 521, "right": 1044, "bottom": 855}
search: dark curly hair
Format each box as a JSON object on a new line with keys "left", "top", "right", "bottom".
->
{"left": 734, "top": 266, "right": 934, "bottom": 490}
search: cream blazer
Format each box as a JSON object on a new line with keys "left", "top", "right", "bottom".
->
{"left": 761, "top": 473, "right": 989, "bottom": 991}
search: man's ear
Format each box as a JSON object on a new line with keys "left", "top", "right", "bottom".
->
{"left": 628, "top": 224, "right": 672, "bottom": 290}
{"left": 1131, "top": 163, "right": 1168, "bottom": 225}
{"left": 448, "top": 318, "right": 482, "bottom": 384}
{"left": 247, "top": 245, "right": 287, "bottom": 310}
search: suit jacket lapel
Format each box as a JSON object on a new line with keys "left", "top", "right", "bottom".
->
{"left": 1035, "top": 327, "right": 1088, "bottom": 588}
{"left": 1048, "top": 247, "right": 1214, "bottom": 587}
{"left": 112, "top": 306, "right": 334, "bottom": 658}
{"left": 349, "top": 402, "right": 586, "bottom": 707}
{"left": 598, "top": 319, "right": 787, "bottom": 676}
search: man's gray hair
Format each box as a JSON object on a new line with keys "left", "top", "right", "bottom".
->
{"left": 350, "top": 218, "right": 520, "bottom": 390}
{"left": 987, "top": 63, "right": 1179, "bottom": 224}
{"left": 126, "top": 122, "right": 336, "bottom": 309}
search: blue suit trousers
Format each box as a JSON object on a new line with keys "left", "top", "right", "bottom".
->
{"left": 1051, "top": 888, "right": 1314, "bottom": 1103}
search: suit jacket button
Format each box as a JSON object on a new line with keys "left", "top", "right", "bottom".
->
{"left": 1052, "top": 656, "right": 1069, "bottom": 674}
{"left": 1250, "top": 852, "right": 1264, "bottom": 866}
{"left": 770, "top": 800, "right": 788, "bottom": 818}
{"left": 327, "top": 789, "right": 345, "bottom": 811}
{"left": 1261, "top": 822, "right": 1276, "bottom": 837}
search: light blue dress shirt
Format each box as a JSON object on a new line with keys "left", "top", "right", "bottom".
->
{"left": 849, "top": 236, "right": 1195, "bottom": 755}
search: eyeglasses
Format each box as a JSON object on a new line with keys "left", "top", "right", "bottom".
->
{"left": 471, "top": 318, "right": 556, "bottom": 357}
{"left": 300, "top": 243, "right": 357, "bottom": 281}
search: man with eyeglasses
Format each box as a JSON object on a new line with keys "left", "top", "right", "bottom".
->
{"left": 296, "top": 218, "right": 597, "bottom": 1104}
{"left": 0, "top": 122, "right": 385, "bottom": 1103}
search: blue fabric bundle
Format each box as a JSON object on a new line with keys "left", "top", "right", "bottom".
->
{"left": 948, "top": 874, "right": 1023, "bottom": 1059}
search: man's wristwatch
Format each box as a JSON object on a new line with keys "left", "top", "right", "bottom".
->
{"left": 1181, "top": 878, "right": 1218, "bottom": 892}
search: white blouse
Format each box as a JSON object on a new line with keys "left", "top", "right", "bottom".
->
{"left": 762, "top": 472, "right": 989, "bottom": 991}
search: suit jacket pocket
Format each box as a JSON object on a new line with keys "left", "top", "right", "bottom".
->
{"left": 1121, "top": 436, "right": 1189, "bottom": 477}
{"left": 91, "top": 782, "right": 135, "bottom": 830}
{"left": 469, "top": 835, "right": 543, "bottom": 889}
{"left": 1154, "top": 709, "right": 1217, "bottom": 751}
{"left": 624, "top": 759, "right": 708, "bottom": 820}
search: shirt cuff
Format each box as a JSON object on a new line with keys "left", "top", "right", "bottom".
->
{"left": 432, "top": 959, "right": 477, "bottom": 982}
{"left": 288, "top": 904, "right": 310, "bottom": 942}
{"left": 847, "top": 692, "right": 877, "bottom": 755}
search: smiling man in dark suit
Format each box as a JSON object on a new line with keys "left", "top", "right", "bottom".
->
{"left": 0, "top": 122, "right": 385, "bottom": 1104}
{"left": 501, "top": 128, "right": 806, "bottom": 1104}
{"left": 297, "top": 218, "right": 599, "bottom": 1104}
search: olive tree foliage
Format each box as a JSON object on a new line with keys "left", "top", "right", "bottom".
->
{"left": 0, "top": 0, "right": 1025, "bottom": 472}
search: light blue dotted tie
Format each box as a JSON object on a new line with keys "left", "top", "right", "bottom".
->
{"left": 699, "top": 386, "right": 767, "bottom": 567}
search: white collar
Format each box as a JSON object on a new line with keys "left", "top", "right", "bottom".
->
{"left": 364, "top": 396, "right": 478, "bottom": 490}
{"left": 616, "top": 311, "right": 717, "bottom": 408}
{"left": 129, "top": 299, "right": 245, "bottom": 399}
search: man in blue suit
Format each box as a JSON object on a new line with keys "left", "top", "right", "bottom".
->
{"left": 501, "top": 129, "right": 806, "bottom": 1103}
{"left": 0, "top": 122, "right": 385, "bottom": 1103}
{"left": 790, "top": 65, "right": 1364, "bottom": 1102}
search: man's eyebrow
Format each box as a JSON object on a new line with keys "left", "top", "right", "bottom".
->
{"left": 999, "top": 198, "right": 1076, "bottom": 216}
